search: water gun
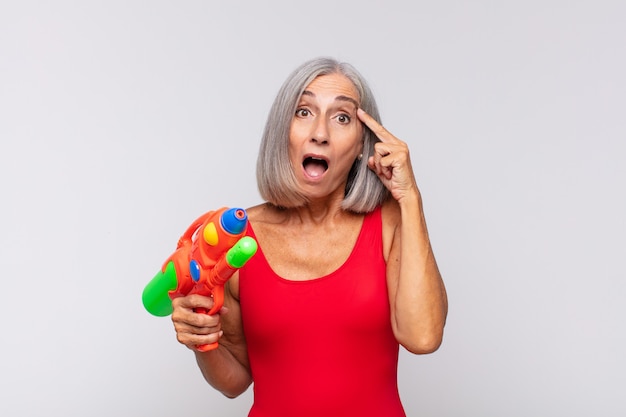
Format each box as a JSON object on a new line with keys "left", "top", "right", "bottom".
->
{"left": 142, "top": 207, "right": 258, "bottom": 351}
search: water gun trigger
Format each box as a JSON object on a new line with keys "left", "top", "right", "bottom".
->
{"left": 207, "top": 285, "right": 225, "bottom": 316}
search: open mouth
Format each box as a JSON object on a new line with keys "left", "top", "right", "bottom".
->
{"left": 303, "top": 156, "right": 328, "bottom": 178}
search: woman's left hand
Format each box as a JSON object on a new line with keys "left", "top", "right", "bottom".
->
{"left": 357, "top": 108, "right": 419, "bottom": 203}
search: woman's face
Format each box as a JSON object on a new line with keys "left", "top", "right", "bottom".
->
{"left": 289, "top": 73, "right": 364, "bottom": 199}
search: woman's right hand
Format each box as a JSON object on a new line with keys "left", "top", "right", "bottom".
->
{"left": 171, "top": 294, "right": 225, "bottom": 351}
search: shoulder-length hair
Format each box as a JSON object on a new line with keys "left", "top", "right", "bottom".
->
{"left": 256, "top": 57, "right": 390, "bottom": 213}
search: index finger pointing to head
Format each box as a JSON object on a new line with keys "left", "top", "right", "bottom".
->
{"left": 357, "top": 108, "right": 391, "bottom": 142}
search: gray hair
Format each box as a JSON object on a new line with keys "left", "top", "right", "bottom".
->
{"left": 256, "top": 57, "right": 390, "bottom": 213}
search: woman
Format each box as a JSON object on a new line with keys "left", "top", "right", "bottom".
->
{"left": 171, "top": 57, "right": 448, "bottom": 416}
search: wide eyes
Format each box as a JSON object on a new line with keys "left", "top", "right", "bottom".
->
{"left": 336, "top": 114, "right": 351, "bottom": 124}
{"left": 295, "top": 108, "right": 352, "bottom": 125}
{"left": 295, "top": 108, "right": 311, "bottom": 117}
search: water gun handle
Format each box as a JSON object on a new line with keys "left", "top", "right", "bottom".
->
{"left": 194, "top": 236, "right": 257, "bottom": 352}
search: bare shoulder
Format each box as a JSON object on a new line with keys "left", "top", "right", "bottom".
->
{"left": 381, "top": 197, "right": 401, "bottom": 225}
{"left": 246, "top": 203, "right": 287, "bottom": 225}
{"left": 228, "top": 203, "right": 279, "bottom": 297}
{"left": 381, "top": 198, "right": 401, "bottom": 262}
{"left": 244, "top": 202, "right": 266, "bottom": 219}
{"left": 227, "top": 204, "right": 276, "bottom": 301}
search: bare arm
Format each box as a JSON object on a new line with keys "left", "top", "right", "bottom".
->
{"left": 171, "top": 274, "right": 252, "bottom": 397}
{"left": 383, "top": 194, "right": 448, "bottom": 354}
{"left": 358, "top": 108, "right": 448, "bottom": 354}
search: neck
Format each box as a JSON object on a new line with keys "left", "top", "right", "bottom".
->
{"left": 287, "top": 192, "right": 353, "bottom": 226}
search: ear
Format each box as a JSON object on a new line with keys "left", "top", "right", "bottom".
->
{"left": 357, "top": 133, "right": 365, "bottom": 159}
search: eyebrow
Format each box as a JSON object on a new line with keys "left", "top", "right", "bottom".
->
{"left": 301, "top": 90, "right": 359, "bottom": 109}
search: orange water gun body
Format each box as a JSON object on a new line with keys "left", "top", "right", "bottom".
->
{"left": 142, "top": 207, "right": 257, "bottom": 351}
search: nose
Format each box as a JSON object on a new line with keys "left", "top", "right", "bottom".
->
{"left": 311, "top": 118, "right": 330, "bottom": 145}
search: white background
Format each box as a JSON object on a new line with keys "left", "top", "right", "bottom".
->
{"left": 1, "top": 1, "right": 624, "bottom": 416}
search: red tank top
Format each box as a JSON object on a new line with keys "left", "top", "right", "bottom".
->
{"left": 239, "top": 207, "right": 406, "bottom": 417}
